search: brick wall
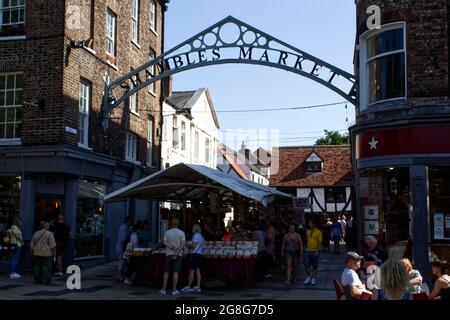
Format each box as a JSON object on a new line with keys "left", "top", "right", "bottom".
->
{"left": 0, "top": 0, "right": 66, "bottom": 145}
{"left": 63, "top": 0, "right": 165, "bottom": 167}
{"left": 356, "top": 0, "right": 449, "bottom": 101}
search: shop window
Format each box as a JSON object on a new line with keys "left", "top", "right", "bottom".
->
{"left": 358, "top": 167, "right": 410, "bottom": 248}
{"left": 0, "top": 176, "right": 21, "bottom": 249}
{"left": 35, "top": 197, "right": 62, "bottom": 231}
{"left": 429, "top": 167, "right": 450, "bottom": 247}
{"left": 76, "top": 180, "right": 106, "bottom": 258}
{"left": 360, "top": 23, "right": 406, "bottom": 109}
{"left": 325, "top": 187, "right": 346, "bottom": 203}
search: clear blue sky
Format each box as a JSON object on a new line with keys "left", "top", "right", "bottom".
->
{"left": 165, "top": 0, "right": 356, "bottom": 150}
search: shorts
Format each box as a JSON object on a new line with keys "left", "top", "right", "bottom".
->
{"left": 164, "top": 255, "right": 182, "bottom": 273}
{"left": 284, "top": 250, "right": 299, "bottom": 262}
{"left": 332, "top": 235, "right": 341, "bottom": 243}
{"left": 303, "top": 251, "right": 319, "bottom": 270}
{"left": 188, "top": 253, "right": 202, "bottom": 270}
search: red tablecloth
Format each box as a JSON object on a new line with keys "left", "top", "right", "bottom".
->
{"left": 129, "top": 254, "right": 255, "bottom": 287}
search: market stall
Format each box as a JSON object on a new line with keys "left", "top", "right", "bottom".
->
{"left": 104, "top": 163, "right": 293, "bottom": 287}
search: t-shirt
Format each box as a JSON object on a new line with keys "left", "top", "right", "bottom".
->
{"left": 331, "top": 222, "right": 342, "bottom": 237}
{"left": 130, "top": 232, "right": 139, "bottom": 246}
{"left": 341, "top": 268, "right": 365, "bottom": 291}
{"left": 306, "top": 228, "right": 323, "bottom": 251}
{"left": 164, "top": 227, "right": 186, "bottom": 256}
{"left": 190, "top": 232, "right": 204, "bottom": 254}
{"left": 53, "top": 223, "right": 71, "bottom": 244}
{"left": 265, "top": 226, "right": 275, "bottom": 254}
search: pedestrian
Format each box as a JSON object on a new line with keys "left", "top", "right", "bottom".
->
{"left": 51, "top": 215, "right": 72, "bottom": 277}
{"left": 281, "top": 224, "right": 303, "bottom": 286}
{"left": 428, "top": 258, "right": 450, "bottom": 301}
{"left": 371, "top": 259, "right": 412, "bottom": 300}
{"left": 346, "top": 216, "right": 355, "bottom": 248}
{"left": 115, "top": 216, "right": 132, "bottom": 282}
{"left": 341, "top": 252, "right": 372, "bottom": 300}
{"left": 9, "top": 218, "right": 24, "bottom": 279}
{"left": 182, "top": 224, "right": 204, "bottom": 293}
{"left": 251, "top": 223, "right": 266, "bottom": 280}
{"left": 339, "top": 215, "right": 346, "bottom": 244}
{"left": 356, "top": 253, "right": 381, "bottom": 285}
{"left": 138, "top": 220, "right": 152, "bottom": 248}
{"left": 123, "top": 221, "right": 141, "bottom": 285}
{"left": 160, "top": 218, "right": 186, "bottom": 296}
{"left": 331, "top": 217, "right": 343, "bottom": 255}
{"left": 322, "top": 218, "right": 331, "bottom": 252}
{"left": 303, "top": 220, "right": 322, "bottom": 285}
{"left": 30, "top": 221, "right": 57, "bottom": 285}
{"left": 399, "top": 258, "right": 423, "bottom": 292}
{"left": 264, "top": 217, "right": 276, "bottom": 279}
{"left": 364, "top": 235, "right": 385, "bottom": 263}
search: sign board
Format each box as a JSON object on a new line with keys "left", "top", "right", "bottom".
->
{"left": 293, "top": 197, "right": 311, "bottom": 210}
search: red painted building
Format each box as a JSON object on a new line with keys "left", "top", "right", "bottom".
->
{"left": 351, "top": 0, "right": 450, "bottom": 284}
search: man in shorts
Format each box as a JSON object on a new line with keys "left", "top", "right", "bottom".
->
{"left": 160, "top": 218, "right": 186, "bottom": 296}
{"left": 303, "top": 220, "right": 322, "bottom": 285}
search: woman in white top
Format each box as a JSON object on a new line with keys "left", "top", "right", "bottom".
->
{"left": 182, "top": 224, "right": 204, "bottom": 293}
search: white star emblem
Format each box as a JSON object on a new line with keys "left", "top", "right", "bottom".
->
{"left": 368, "top": 136, "right": 379, "bottom": 150}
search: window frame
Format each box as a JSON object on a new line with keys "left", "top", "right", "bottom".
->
{"left": 325, "top": 187, "right": 347, "bottom": 204}
{"left": 359, "top": 22, "right": 407, "bottom": 111}
{"left": 180, "top": 120, "right": 186, "bottom": 152}
{"left": 0, "top": 0, "right": 26, "bottom": 27}
{"left": 78, "top": 80, "right": 91, "bottom": 148}
{"left": 147, "top": 118, "right": 153, "bottom": 167}
{"left": 148, "top": 48, "right": 156, "bottom": 95}
{"left": 194, "top": 130, "right": 199, "bottom": 161}
{"left": 205, "top": 137, "right": 210, "bottom": 165}
{"left": 0, "top": 72, "right": 23, "bottom": 143}
{"left": 125, "top": 131, "right": 138, "bottom": 162}
{"left": 149, "top": 0, "right": 157, "bottom": 34}
{"left": 106, "top": 9, "right": 117, "bottom": 58}
{"left": 131, "top": 0, "right": 139, "bottom": 44}
{"left": 172, "top": 115, "right": 179, "bottom": 149}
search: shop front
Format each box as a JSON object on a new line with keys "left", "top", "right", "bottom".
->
{"left": 353, "top": 124, "right": 450, "bottom": 284}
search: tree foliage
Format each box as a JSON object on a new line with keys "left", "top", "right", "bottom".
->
{"left": 315, "top": 130, "right": 349, "bottom": 145}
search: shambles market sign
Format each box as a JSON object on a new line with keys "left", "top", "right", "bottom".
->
{"left": 102, "top": 16, "right": 357, "bottom": 128}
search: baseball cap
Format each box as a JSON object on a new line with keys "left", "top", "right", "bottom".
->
{"left": 362, "top": 253, "right": 381, "bottom": 264}
{"left": 345, "top": 251, "right": 364, "bottom": 263}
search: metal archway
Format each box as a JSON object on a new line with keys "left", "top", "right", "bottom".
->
{"left": 101, "top": 16, "right": 357, "bottom": 128}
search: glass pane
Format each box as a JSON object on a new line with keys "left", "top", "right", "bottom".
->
{"left": 15, "top": 107, "right": 21, "bottom": 121}
{"left": 15, "top": 90, "right": 23, "bottom": 105}
{"left": 0, "top": 123, "right": 4, "bottom": 139}
{"left": 0, "top": 91, "right": 5, "bottom": 106}
{"left": 367, "top": 28, "right": 403, "bottom": 58}
{"left": 11, "top": 0, "right": 17, "bottom": 6}
{"left": 10, "top": 9, "right": 19, "bottom": 23}
{"left": 18, "top": 9, "right": 24, "bottom": 22}
{"left": 368, "top": 53, "right": 405, "bottom": 103}
{"left": 5, "top": 123, "right": 14, "bottom": 139}
{"left": 6, "top": 75, "right": 15, "bottom": 89}
{"left": 15, "top": 74, "right": 23, "bottom": 89}
{"left": 0, "top": 76, "right": 6, "bottom": 90}
{"left": 5, "top": 91, "right": 14, "bottom": 106}
{"left": 0, "top": 108, "right": 5, "bottom": 122}
{"left": 6, "top": 108, "right": 14, "bottom": 122}
{"left": 13, "top": 122, "right": 20, "bottom": 138}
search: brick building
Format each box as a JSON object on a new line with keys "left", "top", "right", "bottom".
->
{"left": 0, "top": 0, "right": 169, "bottom": 269}
{"left": 351, "top": 0, "right": 450, "bottom": 283}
